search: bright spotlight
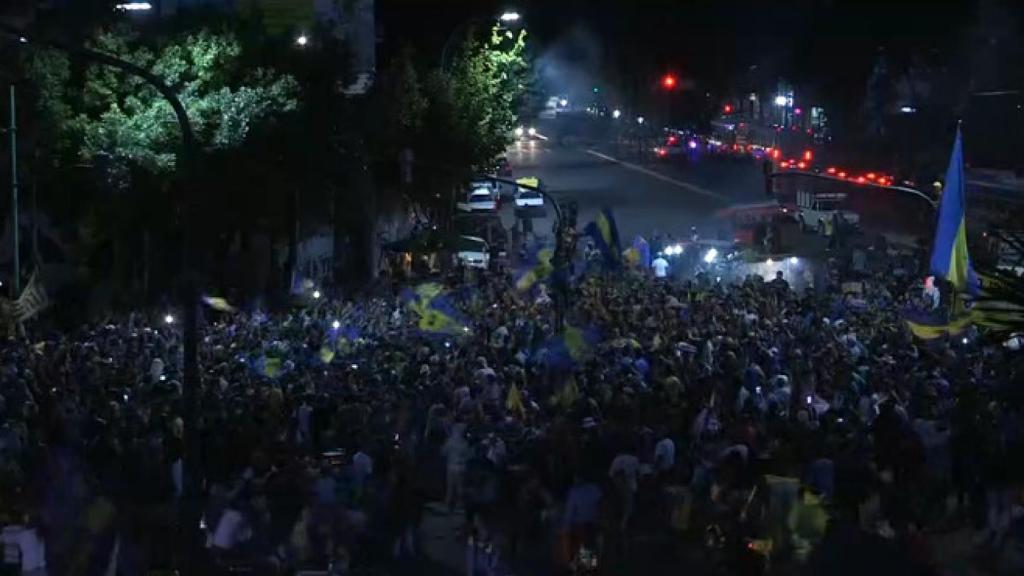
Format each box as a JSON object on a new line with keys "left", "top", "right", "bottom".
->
{"left": 295, "top": 34, "right": 309, "bottom": 47}
{"left": 527, "top": 127, "right": 537, "bottom": 136}
{"left": 312, "top": 290, "right": 322, "bottom": 300}
{"left": 514, "top": 126, "right": 524, "bottom": 137}
{"left": 703, "top": 247, "right": 719, "bottom": 264}
{"left": 559, "top": 98, "right": 568, "bottom": 107}
{"left": 116, "top": 2, "right": 153, "bottom": 10}
{"left": 637, "top": 116, "right": 645, "bottom": 125}
{"left": 499, "top": 11, "right": 521, "bottom": 23}
{"left": 612, "top": 109, "right": 622, "bottom": 119}
{"left": 774, "top": 95, "right": 788, "bottom": 106}
{"left": 766, "top": 257, "right": 774, "bottom": 265}
{"left": 331, "top": 320, "right": 341, "bottom": 330}
{"left": 164, "top": 314, "right": 175, "bottom": 325}
{"left": 789, "top": 256, "right": 799, "bottom": 264}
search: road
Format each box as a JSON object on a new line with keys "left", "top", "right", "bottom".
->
{"left": 505, "top": 138, "right": 768, "bottom": 242}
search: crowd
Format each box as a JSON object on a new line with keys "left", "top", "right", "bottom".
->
{"left": 1, "top": 235, "right": 1023, "bottom": 576}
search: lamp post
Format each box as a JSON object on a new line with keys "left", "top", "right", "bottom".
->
{"left": 440, "top": 10, "right": 522, "bottom": 71}
{"left": 2, "top": 22, "right": 202, "bottom": 565}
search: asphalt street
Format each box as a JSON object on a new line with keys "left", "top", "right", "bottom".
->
{"left": 505, "top": 139, "right": 767, "bottom": 242}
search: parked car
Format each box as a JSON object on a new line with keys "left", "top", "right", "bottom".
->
{"left": 457, "top": 188, "right": 497, "bottom": 213}
{"left": 455, "top": 235, "right": 490, "bottom": 268}
{"left": 515, "top": 187, "right": 544, "bottom": 208}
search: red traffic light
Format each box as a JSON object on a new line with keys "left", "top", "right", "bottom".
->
{"left": 661, "top": 74, "right": 678, "bottom": 90}
{"left": 723, "top": 104, "right": 733, "bottom": 114}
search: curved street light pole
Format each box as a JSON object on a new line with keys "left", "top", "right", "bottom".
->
{"left": 2, "top": 22, "right": 202, "bottom": 551}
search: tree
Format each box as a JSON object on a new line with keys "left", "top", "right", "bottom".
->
{"left": 18, "top": 25, "right": 299, "bottom": 303}
{"left": 25, "top": 26, "right": 299, "bottom": 180}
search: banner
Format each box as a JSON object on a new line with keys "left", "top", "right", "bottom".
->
{"left": 12, "top": 273, "right": 49, "bottom": 322}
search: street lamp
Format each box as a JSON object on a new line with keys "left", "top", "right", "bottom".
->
{"left": 774, "top": 95, "right": 788, "bottom": 107}
{"left": 441, "top": 9, "right": 523, "bottom": 70}
{"left": 295, "top": 34, "right": 309, "bottom": 47}
{"left": 637, "top": 116, "right": 645, "bottom": 125}
{"left": 612, "top": 109, "right": 622, "bottom": 119}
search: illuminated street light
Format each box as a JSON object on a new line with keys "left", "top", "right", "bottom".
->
{"left": 900, "top": 106, "right": 916, "bottom": 114}
{"left": 636, "top": 116, "right": 645, "bottom": 125}
{"left": 164, "top": 314, "right": 175, "bottom": 325}
{"left": 499, "top": 11, "right": 521, "bottom": 23}
{"left": 774, "top": 95, "right": 788, "bottom": 106}
{"left": 116, "top": 2, "right": 153, "bottom": 10}
{"left": 332, "top": 320, "right": 341, "bottom": 330}
{"left": 295, "top": 34, "right": 309, "bottom": 47}
{"left": 612, "top": 109, "right": 622, "bottom": 119}
{"left": 312, "top": 290, "right": 322, "bottom": 300}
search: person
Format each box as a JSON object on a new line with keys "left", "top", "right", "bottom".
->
{"left": 652, "top": 253, "right": 669, "bottom": 278}
{"left": 0, "top": 515, "right": 46, "bottom": 576}
{"left": 562, "top": 473, "right": 602, "bottom": 568}
{"left": 443, "top": 423, "right": 470, "bottom": 512}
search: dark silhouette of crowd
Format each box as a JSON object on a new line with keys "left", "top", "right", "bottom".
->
{"left": 1, "top": 245, "right": 1022, "bottom": 576}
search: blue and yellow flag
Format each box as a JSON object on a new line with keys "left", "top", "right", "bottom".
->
{"left": 515, "top": 244, "right": 555, "bottom": 291}
{"left": 584, "top": 208, "right": 623, "bottom": 268}
{"left": 506, "top": 383, "right": 526, "bottom": 417}
{"left": 542, "top": 324, "right": 600, "bottom": 368}
{"left": 254, "top": 355, "right": 283, "bottom": 378}
{"left": 929, "top": 128, "right": 979, "bottom": 296}
{"left": 319, "top": 345, "right": 336, "bottom": 365}
{"left": 401, "top": 283, "right": 469, "bottom": 334}
{"left": 202, "top": 295, "right": 236, "bottom": 313}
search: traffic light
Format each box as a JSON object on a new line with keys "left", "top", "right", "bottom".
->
{"left": 723, "top": 104, "right": 733, "bottom": 114}
{"left": 661, "top": 74, "right": 678, "bottom": 90}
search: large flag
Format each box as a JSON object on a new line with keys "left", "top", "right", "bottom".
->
{"left": 515, "top": 243, "right": 555, "bottom": 291}
{"left": 541, "top": 324, "right": 600, "bottom": 369}
{"left": 401, "top": 283, "right": 468, "bottom": 335}
{"left": 583, "top": 208, "right": 622, "bottom": 268}
{"left": 929, "top": 128, "right": 979, "bottom": 296}
{"left": 11, "top": 273, "right": 50, "bottom": 323}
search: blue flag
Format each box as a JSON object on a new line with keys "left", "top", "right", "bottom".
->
{"left": 929, "top": 128, "right": 979, "bottom": 296}
{"left": 632, "top": 235, "right": 651, "bottom": 268}
{"left": 515, "top": 243, "right": 555, "bottom": 292}
{"left": 540, "top": 324, "right": 600, "bottom": 369}
{"left": 583, "top": 208, "right": 623, "bottom": 268}
{"left": 401, "top": 283, "right": 469, "bottom": 335}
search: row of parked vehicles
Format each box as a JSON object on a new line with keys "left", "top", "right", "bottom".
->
{"left": 456, "top": 157, "right": 545, "bottom": 213}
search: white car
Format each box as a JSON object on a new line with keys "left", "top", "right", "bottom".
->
{"left": 456, "top": 188, "right": 497, "bottom": 213}
{"left": 514, "top": 187, "right": 544, "bottom": 208}
{"left": 455, "top": 235, "right": 490, "bottom": 268}
{"left": 796, "top": 190, "right": 860, "bottom": 234}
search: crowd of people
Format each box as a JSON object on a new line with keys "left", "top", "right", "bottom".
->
{"left": 1, "top": 232, "right": 1023, "bottom": 576}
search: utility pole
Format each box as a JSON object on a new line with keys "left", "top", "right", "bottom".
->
{"left": 8, "top": 83, "right": 18, "bottom": 297}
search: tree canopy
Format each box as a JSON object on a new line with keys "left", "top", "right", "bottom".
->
{"left": 24, "top": 26, "right": 299, "bottom": 179}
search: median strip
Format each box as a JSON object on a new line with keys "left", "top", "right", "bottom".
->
{"left": 584, "top": 149, "right": 730, "bottom": 202}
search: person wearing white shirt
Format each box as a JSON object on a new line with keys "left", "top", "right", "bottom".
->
{"left": 651, "top": 255, "right": 669, "bottom": 278}
{"left": 609, "top": 452, "right": 640, "bottom": 530}
{"left": 2, "top": 519, "right": 47, "bottom": 576}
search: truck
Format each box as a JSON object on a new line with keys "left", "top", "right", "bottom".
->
{"left": 795, "top": 190, "right": 859, "bottom": 235}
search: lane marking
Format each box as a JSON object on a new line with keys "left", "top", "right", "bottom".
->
{"left": 584, "top": 149, "right": 730, "bottom": 202}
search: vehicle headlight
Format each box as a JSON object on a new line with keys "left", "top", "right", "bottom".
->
{"left": 515, "top": 127, "right": 524, "bottom": 137}
{"left": 528, "top": 127, "right": 537, "bottom": 136}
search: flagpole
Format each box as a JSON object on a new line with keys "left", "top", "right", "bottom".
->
{"left": 8, "top": 84, "right": 18, "bottom": 298}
